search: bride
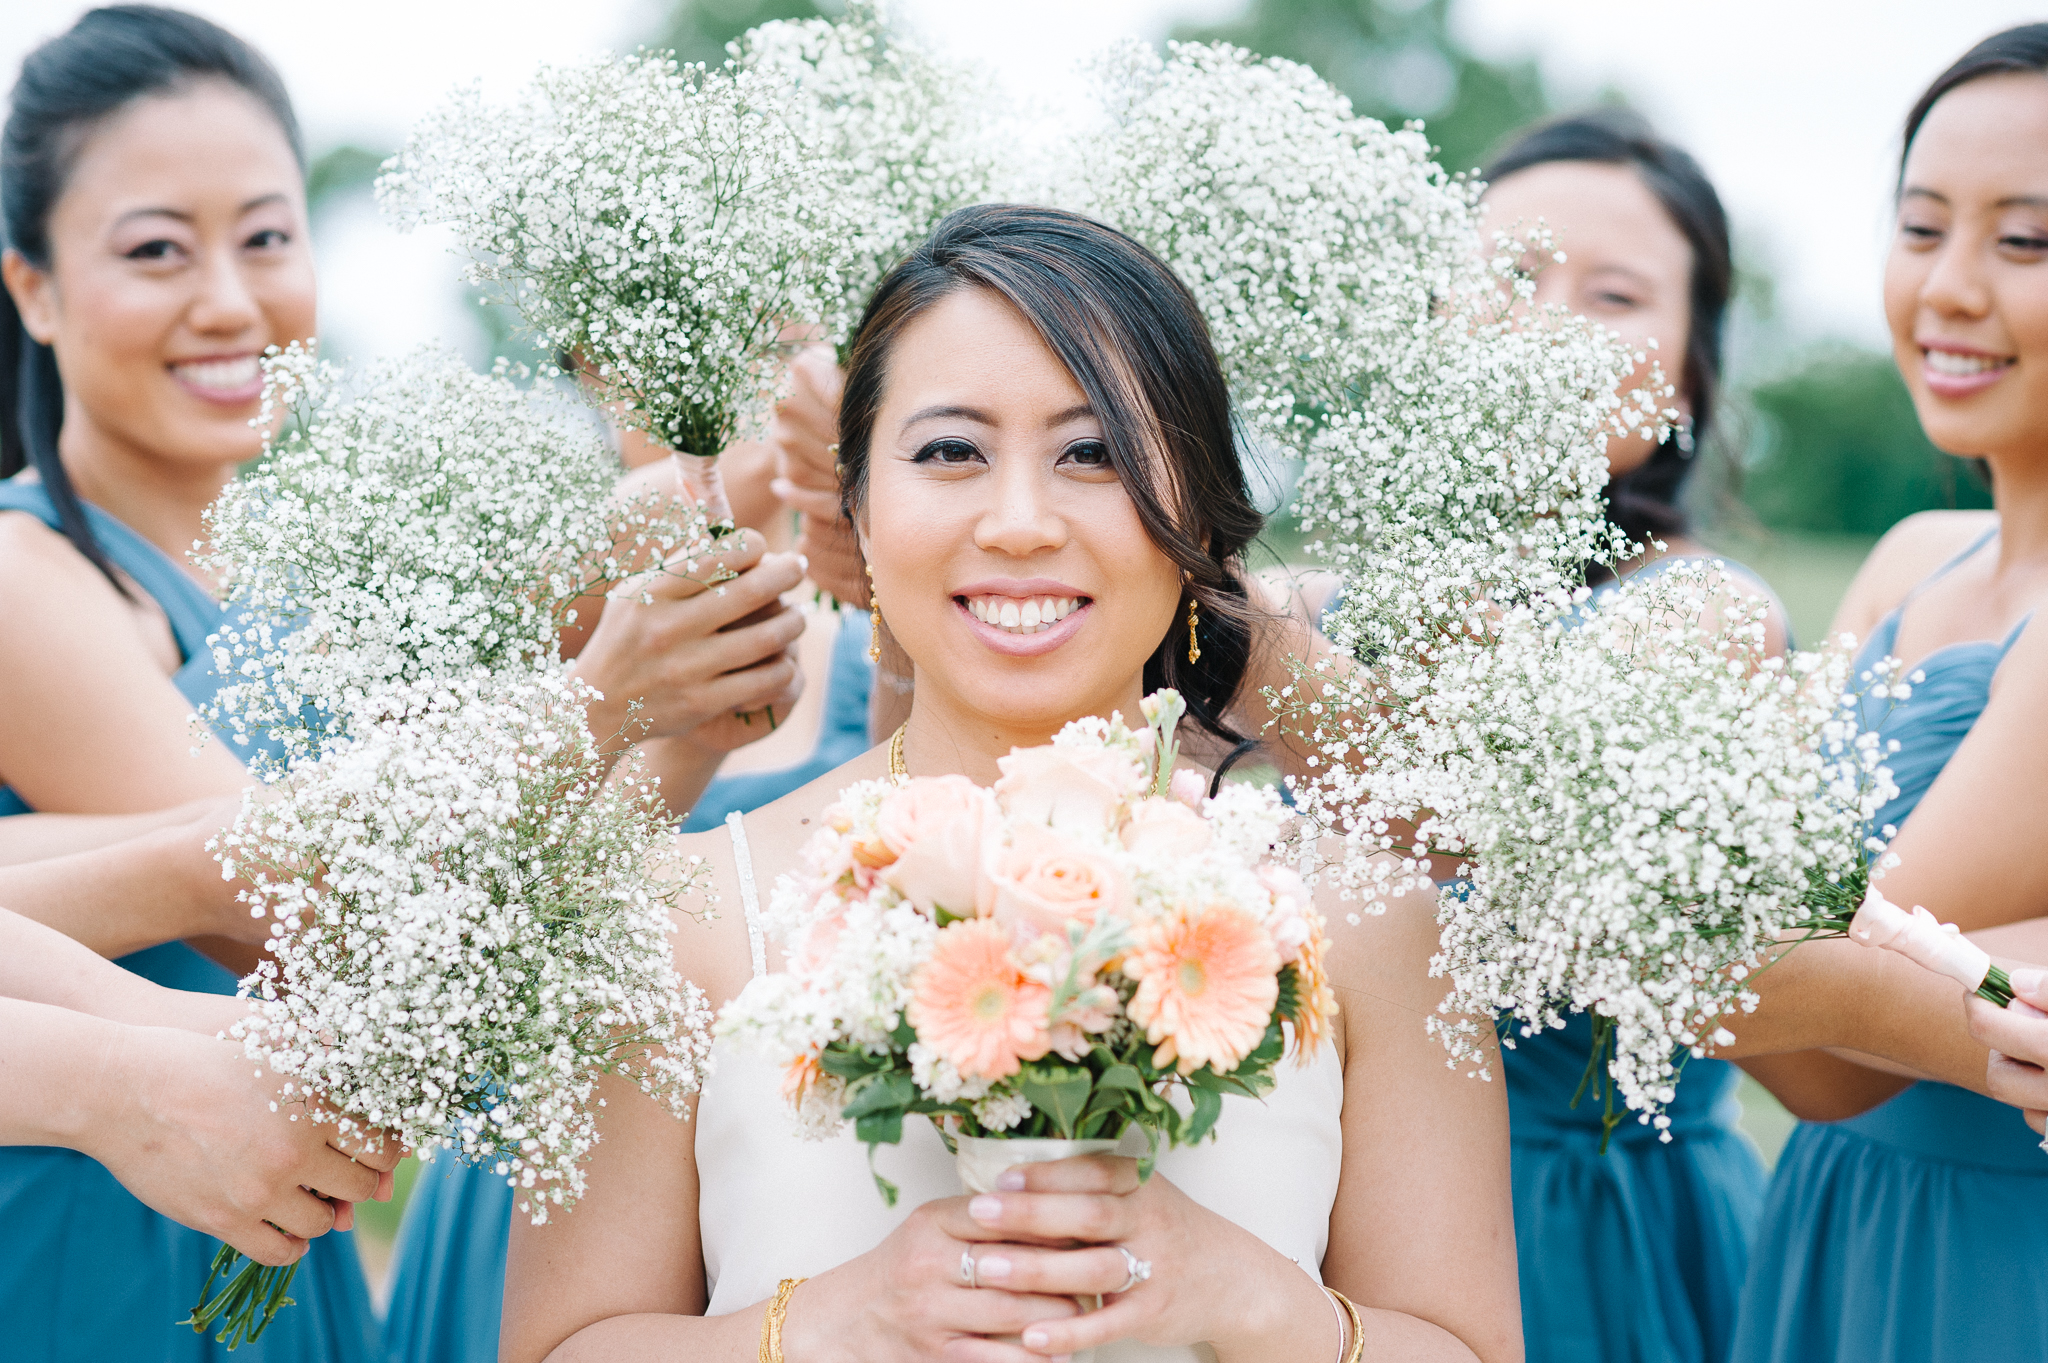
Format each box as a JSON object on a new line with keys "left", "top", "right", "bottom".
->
{"left": 500, "top": 204, "right": 1520, "bottom": 1363}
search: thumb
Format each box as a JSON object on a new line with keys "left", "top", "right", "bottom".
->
{"left": 2010, "top": 967, "right": 2048, "bottom": 1012}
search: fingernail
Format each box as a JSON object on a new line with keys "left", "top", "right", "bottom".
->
{"left": 997, "top": 1169, "right": 1027, "bottom": 1191}
{"left": 1022, "top": 1328, "right": 1050, "bottom": 1349}
{"left": 2013, "top": 968, "right": 2045, "bottom": 1000}
{"left": 976, "top": 1254, "right": 1011, "bottom": 1281}
{"left": 968, "top": 1195, "right": 1003, "bottom": 1223}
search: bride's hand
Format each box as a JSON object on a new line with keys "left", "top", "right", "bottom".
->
{"left": 778, "top": 1194, "right": 1084, "bottom": 1361}
{"left": 944, "top": 1155, "right": 1329, "bottom": 1360}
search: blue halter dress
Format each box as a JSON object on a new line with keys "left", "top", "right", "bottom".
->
{"left": 378, "top": 608, "right": 876, "bottom": 1363}
{"left": 1505, "top": 554, "right": 1775, "bottom": 1363}
{"left": 0, "top": 479, "right": 377, "bottom": 1363}
{"left": 1731, "top": 528, "right": 2048, "bottom": 1363}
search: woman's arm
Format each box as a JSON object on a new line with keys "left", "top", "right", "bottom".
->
{"left": 1323, "top": 869, "right": 1522, "bottom": 1363}
{"left": 0, "top": 799, "right": 215, "bottom": 866}
{"left": 0, "top": 802, "right": 256, "bottom": 959}
{"left": 0, "top": 513, "right": 247, "bottom": 812}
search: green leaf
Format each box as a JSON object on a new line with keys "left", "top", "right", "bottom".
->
{"left": 1183, "top": 1085, "right": 1225, "bottom": 1145}
{"left": 842, "top": 1072, "right": 916, "bottom": 1119}
{"left": 1019, "top": 1065, "right": 1094, "bottom": 1139}
{"left": 819, "top": 1048, "right": 887, "bottom": 1080}
{"left": 855, "top": 1110, "right": 905, "bottom": 1147}
{"left": 1097, "top": 1063, "right": 1146, "bottom": 1092}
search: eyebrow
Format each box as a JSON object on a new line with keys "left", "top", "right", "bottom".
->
{"left": 901, "top": 401, "right": 1097, "bottom": 429}
{"left": 1900, "top": 188, "right": 2048, "bottom": 210}
{"left": 111, "top": 192, "right": 291, "bottom": 229}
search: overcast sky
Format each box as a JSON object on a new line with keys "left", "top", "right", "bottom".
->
{"left": 6, "top": 0, "right": 2044, "bottom": 361}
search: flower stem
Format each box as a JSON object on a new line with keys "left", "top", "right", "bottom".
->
{"left": 182, "top": 1242, "right": 298, "bottom": 1349}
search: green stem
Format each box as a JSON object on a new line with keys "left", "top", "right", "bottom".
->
{"left": 182, "top": 1242, "right": 299, "bottom": 1349}
{"left": 1979, "top": 963, "right": 2016, "bottom": 1008}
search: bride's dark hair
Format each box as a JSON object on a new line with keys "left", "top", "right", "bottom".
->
{"left": 836, "top": 203, "right": 1266, "bottom": 760}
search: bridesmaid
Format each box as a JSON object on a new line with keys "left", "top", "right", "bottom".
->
{"left": 1725, "top": 24, "right": 2048, "bottom": 1362}
{"left": 1475, "top": 109, "right": 1787, "bottom": 1363}
{"left": 0, "top": 12, "right": 378, "bottom": 1357}
{"left": 0, "top": 8, "right": 805, "bottom": 1359}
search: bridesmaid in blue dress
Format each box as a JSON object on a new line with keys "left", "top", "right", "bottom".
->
{"left": 0, "top": 12, "right": 380, "bottom": 1359}
{"left": 380, "top": 605, "right": 875, "bottom": 1363}
{"left": 1477, "top": 111, "right": 1792, "bottom": 1363}
{"left": 1727, "top": 25, "right": 2048, "bottom": 1362}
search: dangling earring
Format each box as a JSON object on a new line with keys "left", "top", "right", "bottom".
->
{"left": 1186, "top": 596, "right": 1201, "bottom": 665}
{"left": 866, "top": 563, "right": 882, "bottom": 663}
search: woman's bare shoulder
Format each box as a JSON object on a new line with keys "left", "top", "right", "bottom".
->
{"left": 666, "top": 745, "right": 893, "bottom": 1004}
{"left": 1831, "top": 510, "right": 1997, "bottom": 641}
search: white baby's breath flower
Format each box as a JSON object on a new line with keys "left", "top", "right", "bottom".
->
{"left": 201, "top": 344, "right": 715, "bottom": 769}
{"left": 225, "top": 668, "right": 715, "bottom": 1220}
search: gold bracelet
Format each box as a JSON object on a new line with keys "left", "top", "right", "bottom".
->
{"left": 758, "top": 1277, "right": 807, "bottom": 1363}
{"left": 1324, "top": 1287, "right": 1365, "bottom": 1363}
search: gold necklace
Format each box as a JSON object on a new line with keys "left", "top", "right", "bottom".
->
{"left": 887, "top": 723, "right": 908, "bottom": 781}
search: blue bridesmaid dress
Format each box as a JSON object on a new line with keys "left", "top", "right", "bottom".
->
{"left": 0, "top": 480, "right": 378, "bottom": 1363}
{"left": 1731, "top": 527, "right": 2048, "bottom": 1363}
{"left": 1507, "top": 553, "right": 1779, "bottom": 1363}
{"left": 379, "top": 608, "right": 876, "bottom": 1363}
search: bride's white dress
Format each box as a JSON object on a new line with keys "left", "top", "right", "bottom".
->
{"left": 697, "top": 814, "right": 1346, "bottom": 1362}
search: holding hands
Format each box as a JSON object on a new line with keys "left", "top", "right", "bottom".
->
{"left": 1966, "top": 969, "right": 2048, "bottom": 1136}
{"left": 784, "top": 1155, "right": 1338, "bottom": 1361}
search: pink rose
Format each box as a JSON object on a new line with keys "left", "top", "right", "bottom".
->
{"left": 1257, "top": 863, "right": 1315, "bottom": 963}
{"left": 1121, "top": 797, "right": 1211, "bottom": 859}
{"left": 995, "top": 744, "right": 1143, "bottom": 832}
{"left": 986, "top": 821, "right": 1132, "bottom": 938}
{"left": 1168, "top": 768, "right": 1208, "bottom": 812}
{"left": 876, "top": 776, "right": 995, "bottom": 919}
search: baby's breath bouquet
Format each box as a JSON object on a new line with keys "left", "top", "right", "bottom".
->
{"left": 201, "top": 344, "right": 720, "bottom": 770}
{"left": 735, "top": 2, "right": 995, "bottom": 350}
{"left": 187, "top": 668, "right": 715, "bottom": 1346}
{"left": 1408, "top": 565, "right": 1900, "bottom": 1143}
{"left": 380, "top": 50, "right": 851, "bottom": 458}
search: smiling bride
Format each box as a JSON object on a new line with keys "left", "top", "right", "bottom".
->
{"left": 500, "top": 203, "right": 1520, "bottom": 1363}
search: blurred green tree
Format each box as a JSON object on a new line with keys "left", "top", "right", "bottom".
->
{"left": 1742, "top": 344, "right": 1992, "bottom": 536}
{"left": 649, "top": 0, "right": 833, "bottom": 66}
{"left": 1172, "top": 0, "right": 1550, "bottom": 175}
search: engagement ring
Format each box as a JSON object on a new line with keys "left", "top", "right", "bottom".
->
{"left": 959, "top": 1249, "right": 980, "bottom": 1289}
{"left": 1113, "top": 1245, "right": 1152, "bottom": 1294}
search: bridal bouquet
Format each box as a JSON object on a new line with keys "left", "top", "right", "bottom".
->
{"left": 188, "top": 668, "right": 715, "bottom": 1345}
{"left": 1416, "top": 565, "right": 1900, "bottom": 1142}
{"left": 380, "top": 49, "right": 851, "bottom": 459}
{"left": 718, "top": 692, "right": 1338, "bottom": 1201}
{"left": 201, "top": 344, "right": 721, "bottom": 769}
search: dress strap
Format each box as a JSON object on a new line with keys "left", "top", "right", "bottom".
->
{"left": 725, "top": 811, "right": 767, "bottom": 978}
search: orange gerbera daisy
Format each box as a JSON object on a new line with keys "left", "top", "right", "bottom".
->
{"left": 1286, "top": 920, "right": 1340, "bottom": 1063}
{"left": 908, "top": 918, "right": 1052, "bottom": 1081}
{"left": 1126, "top": 903, "right": 1281, "bottom": 1076}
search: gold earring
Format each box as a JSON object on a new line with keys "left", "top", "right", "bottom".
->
{"left": 866, "top": 563, "right": 882, "bottom": 663}
{"left": 1186, "top": 596, "right": 1201, "bottom": 665}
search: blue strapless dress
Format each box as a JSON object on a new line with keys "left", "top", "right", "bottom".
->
{"left": 1731, "top": 527, "right": 2048, "bottom": 1363}
{"left": 0, "top": 479, "right": 377, "bottom": 1363}
{"left": 1506, "top": 553, "right": 1776, "bottom": 1363}
{"left": 378, "top": 608, "right": 876, "bottom": 1363}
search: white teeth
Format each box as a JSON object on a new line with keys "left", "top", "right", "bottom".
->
{"left": 171, "top": 356, "right": 260, "bottom": 391}
{"left": 965, "top": 595, "right": 1085, "bottom": 635}
{"left": 1926, "top": 349, "right": 2008, "bottom": 376}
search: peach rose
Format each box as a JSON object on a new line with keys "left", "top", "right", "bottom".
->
{"left": 876, "top": 775, "right": 995, "bottom": 919}
{"left": 994, "top": 744, "right": 1143, "bottom": 832}
{"left": 1256, "top": 863, "right": 1315, "bottom": 963}
{"left": 986, "top": 821, "right": 1132, "bottom": 938}
{"left": 1121, "top": 797, "right": 1211, "bottom": 859}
